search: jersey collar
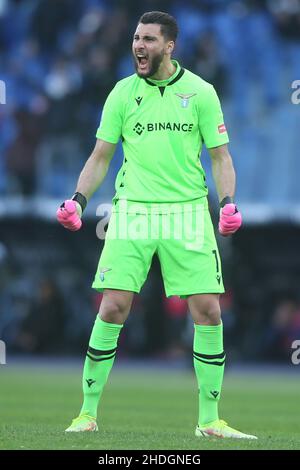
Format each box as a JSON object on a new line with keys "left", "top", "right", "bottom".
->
{"left": 143, "top": 60, "right": 185, "bottom": 87}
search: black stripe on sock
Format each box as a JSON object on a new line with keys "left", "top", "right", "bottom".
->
{"left": 193, "top": 355, "right": 225, "bottom": 366}
{"left": 88, "top": 346, "right": 117, "bottom": 356}
{"left": 87, "top": 352, "right": 116, "bottom": 362}
{"left": 193, "top": 351, "right": 225, "bottom": 360}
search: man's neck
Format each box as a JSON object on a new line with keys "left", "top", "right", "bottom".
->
{"left": 150, "top": 60, "right": 177, "bottom": 81}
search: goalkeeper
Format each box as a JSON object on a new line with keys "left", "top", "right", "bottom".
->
{"left": 57, "top": 11, "right": 256, "bottom": 439}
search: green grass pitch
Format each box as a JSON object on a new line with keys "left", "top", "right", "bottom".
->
{"left": 0, "top": 361, "right": 299, "bottom": 450}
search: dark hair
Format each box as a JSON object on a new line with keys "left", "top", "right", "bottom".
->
{"left": 138, "top": 11, "right": 178, "bottom": 42}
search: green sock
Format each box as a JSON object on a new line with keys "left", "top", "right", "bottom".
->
{"left": 193, "top": 323, "right": 225, "bottom": 426}
{"left": 80, "top": 317, "right": 123, "bottom": 418}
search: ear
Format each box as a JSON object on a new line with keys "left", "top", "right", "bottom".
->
{"left": 166, "top": 41, "right": 175, "bottom": 54}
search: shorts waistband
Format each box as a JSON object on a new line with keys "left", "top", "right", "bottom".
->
{"left": 112, "top": 197, "right": 208, "bottom": 214}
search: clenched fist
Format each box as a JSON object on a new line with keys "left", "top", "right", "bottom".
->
{"left": 218, "top": 203, "right": 242, "bottom": 236}
{"left": 56, "top": 200, "right": 82, "bottom": 231}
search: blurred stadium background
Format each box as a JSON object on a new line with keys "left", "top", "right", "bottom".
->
{"left": 0, "top": 0, "right": 300, "bottom": 368}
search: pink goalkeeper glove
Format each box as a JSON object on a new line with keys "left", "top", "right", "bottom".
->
{"left": 219, "top": 203, "right": 242, "bottom": 236}
{"left": 56, "top": 200, "right": 82, "bottom": 231}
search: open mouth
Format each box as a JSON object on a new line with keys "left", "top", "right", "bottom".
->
{"left": 136, "top": 53, "right": 148, "bottom": 69}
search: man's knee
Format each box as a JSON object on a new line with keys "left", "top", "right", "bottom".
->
{"left": 202, "top": 301, "right": 221, "bottom": 325}
{"left": 188, "top": 294, "right": 222, "bottom": 325}
{"left": 98, "top": 290, "right": 133, "bottom": 324}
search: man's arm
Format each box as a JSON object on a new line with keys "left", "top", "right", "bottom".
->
{"left": 76, "top": 139, "right": 116, "bottom": 203}
{"left": 56, "top": 139, "right": 116, "bottom": 230}
{"left": 208, "top": 143, "right": 235, "bottom": 203}
{"left": 208, "top": 143, "right": 242, "bottom": 236}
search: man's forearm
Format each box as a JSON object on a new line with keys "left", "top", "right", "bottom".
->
{"left": 75, "top": 155, "right": 110, "bottom": 201}
{"left": 75, "top": 140, "right": 115, "bottom": 201}
{"left": 211, "top": 152, "right": 236, "bottom": 203}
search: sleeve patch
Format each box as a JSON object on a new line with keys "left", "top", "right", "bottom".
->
{"left": 218, "top": 124, "right": 227, "bottom": 134}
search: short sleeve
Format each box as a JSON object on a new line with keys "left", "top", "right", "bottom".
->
{"left": 198, "top": 85, "right": 229, "bottom": 148}
{"left": 96, "top": 83, "right": 123, "bottom": 144}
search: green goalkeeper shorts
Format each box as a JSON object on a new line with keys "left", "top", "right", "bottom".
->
{"left": 92, "top": 197, "right": 224, "bottom": 298}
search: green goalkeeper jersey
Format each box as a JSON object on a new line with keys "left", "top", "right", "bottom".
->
{"left": 96, "top": 60, "right": 229, "bottom": 203}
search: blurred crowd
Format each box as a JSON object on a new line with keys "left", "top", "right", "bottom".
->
{"left": 0, "top": 0, "right": 300, "bottom": 201}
